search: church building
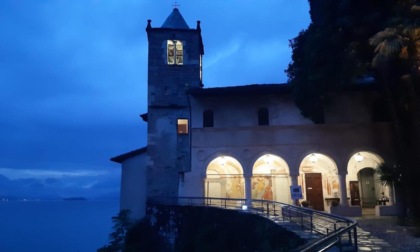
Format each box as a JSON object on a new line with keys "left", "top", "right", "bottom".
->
{"left": 111, "top": 8, "right": 398, "bottom": 219}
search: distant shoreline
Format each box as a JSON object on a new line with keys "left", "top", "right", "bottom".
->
{"left": 62, "top": 197, "right": 87, "bottom": 201}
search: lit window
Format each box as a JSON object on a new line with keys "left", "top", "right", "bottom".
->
{"left": 167, "top": 40, "right": 183, "bottom": 65}
{"left": 203, "top": 110, "right": 214, "bottom": 127}
{"left": 177, "top": 119, "right": 188, "bottom": 134}
{"left": 258, "top": 108, "right": 269, "bottom": 125}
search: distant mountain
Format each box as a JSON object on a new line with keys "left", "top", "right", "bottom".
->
{"left": 0, "top": 173, "right": 120, "bottom": 201}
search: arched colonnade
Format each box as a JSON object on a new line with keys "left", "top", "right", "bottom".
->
{"left": 204, "top": 151, "right": 393, "bottom": 211}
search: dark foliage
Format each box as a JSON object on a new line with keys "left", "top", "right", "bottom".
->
{"left": 287, "top": 0, "right": 420, "bottom": 224}
{"left": 98, "top": 209, "right": 133, "bottom": 252}
{"left": 286, "top": 0, "right": 397, "bottom": 123}
{"left": 376, "top": 163, "right": 402, "bottom": 187}
{"left": 124, "top": 218, "right": 168, "bottom": 252}
{"left": 125, "top": 205, "right": 305, "bottom": 252}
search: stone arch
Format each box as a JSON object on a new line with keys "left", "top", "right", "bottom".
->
{"left": 347, "top": 151, "right": 384, "bottom": 177}
{"left": 204, "top": 156, "right": 245, "bottom": 199}
{"left": 251, "top": 154, "right": 292, "bottom": 204}
{"left": 298, "top": 153, "right": 339, "bottom": 211}
{"left": 200, "top": 150, "right": 246, "bottom": 177}
{"left": 346, "top": 151, "right": 387, "bottom": 207}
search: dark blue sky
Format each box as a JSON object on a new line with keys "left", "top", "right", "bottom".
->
{"left": 0, "top": 1, "right": 310, "bottom": 199}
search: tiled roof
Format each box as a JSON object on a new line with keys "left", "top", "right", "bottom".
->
{"left": 188, "top": 81, "right": 378, "bottom": 97}
{"left": 110, "top": 147, "right": 147, "bottom": 163}
{"left": 187, "top": 84, "right": 291, "bottom": 97}
{"left": 161, "top": 8, "right": 189, "bottom": 29}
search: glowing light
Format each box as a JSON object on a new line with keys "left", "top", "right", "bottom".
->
{"left": 355, "top": 153, "right": 364, "bottom": 162}
{"left": 264, "top": 154, "right": 271, "bottom": 165}
{"left": 242, "top": 205, "right": 248, "bottom": 211}
{"left": 309, "top": 154, "right": 318, "bottom": 163}
{"left": 219, "top": 156, "right": 226, "bottom": 166}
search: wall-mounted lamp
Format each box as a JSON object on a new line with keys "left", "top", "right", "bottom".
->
{"left": 219, "top": 156, "right": 226, "bottom": 166}
{"left": 309, "top": 154, "right": 318, "bottom": 163}
{"left": 264, "top": 154, "right": 271, "bottom": 165}
{"left": 355, "top": 153, "right": 364, "bottom": 162}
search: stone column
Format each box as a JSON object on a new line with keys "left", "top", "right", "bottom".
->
{"left": 245, "top": 175, "right": 252, "bottom": 205}
{"left": 290, "top": 173, "right": 299, "bottom": 206}
{"left": 388, "top": 183, "right": 395, "bottom": 206}
{"left": 338, "top": 174, "right": 349, "bottom": 206}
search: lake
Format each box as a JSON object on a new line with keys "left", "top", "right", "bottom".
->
{"left": 0, "top": 200, "right": 119, "bottom": 252}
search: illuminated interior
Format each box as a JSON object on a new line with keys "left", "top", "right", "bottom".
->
{"left": 252, "top": 154, "right": 291, "bottom": 203}
{"left": 177, "top": 119, "right": 188, "bottom": 134}
{"left": 167, "top": 40, "right": 183, "bottom": 65}
{"left": 205, "top": 156, "right": 244, "bottom": 199}
{"left": 347, "top": 151, "right": 386, "bottom": 207}
{"left": 298, "top": 153, "right": 339, "bottom": 210}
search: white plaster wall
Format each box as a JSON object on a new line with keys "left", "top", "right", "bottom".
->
{"left": 120, "top": 153, "right": 147, "bottom": 220}
{"left": 190, "top": 91, "right": 376, "bottom": 128}
{"left": 181, "top": 122, "right": 394, "bottom": 201}
{"left": 273, "top": 176, "right": 292, "bottom": 204}
{"left": 190, "top": 94, "right": 312, "bottom": 128}
{"left": 181, "top": 90, "right": 396, "bottom": 206}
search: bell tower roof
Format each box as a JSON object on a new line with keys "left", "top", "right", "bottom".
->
{"left": 161, "top": 8, "right": 190, "bottom": 29}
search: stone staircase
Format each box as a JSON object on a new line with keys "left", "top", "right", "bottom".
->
{"left": 268, "top": 215, "right": 357, "bottom": 251}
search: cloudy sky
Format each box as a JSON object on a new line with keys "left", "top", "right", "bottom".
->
{"left": 0, "top": 0, "right": 310, "bottom": 199}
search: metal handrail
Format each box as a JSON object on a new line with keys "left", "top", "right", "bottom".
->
{"left": 148, "top": 196, "right": 358, "bottom": 251}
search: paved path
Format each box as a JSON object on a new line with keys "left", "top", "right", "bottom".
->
{"left": 356, "top": 227, "right": 396, "bottom": 252}
{"left": 264, "top": 207, "right": 420, "bottom": 251}
{"left": 354, "top": 215, "right": 420, "bottom": 252}
{"left": 274, "top": 209, "right": 420, "bottom": 251}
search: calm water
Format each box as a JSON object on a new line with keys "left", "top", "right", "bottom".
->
{"left": 0, "top": 200, "right": 119, "bottom": 252}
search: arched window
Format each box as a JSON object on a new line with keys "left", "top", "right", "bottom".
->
{"left": 258, "top": 107, "right": 269, "bottom": 125}
{"left": 203, "top": 110, "right": 214, "bottom": 127}
{"left": 167, "top": 40, "right": 183, "bottom": 65}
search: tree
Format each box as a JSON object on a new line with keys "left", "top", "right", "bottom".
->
{"left": 369, "top": 0, "right": 420, "bottom": 223}
{"left": 286, "top": 0, "right": 395, "bottom": 123}
{"left": 376, "top": 162, "right": 402, "bottom": 187}
{"left": 369, "top": 2, "right": 420, "bottom": 223}
{"left": 287, "top": 0, "right": 420, "bottom": 225}
{"left": 98, "top": 209, "right": 132, "bottom": 252}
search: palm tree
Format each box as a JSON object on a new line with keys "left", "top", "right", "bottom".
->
{"left": 370, "top": 25, "right": 420, "bottom": 76}
{"left": 370, "top": 28, "right": 407, "bottom": 74}
{"left": 369, "top": 24, "right": 420, "bottom": 219}
{"left": 369, "top": 27, "right": 407, "bottom": 164}
{"left": 376, "top": 162, "right": 401, "bottom": 206}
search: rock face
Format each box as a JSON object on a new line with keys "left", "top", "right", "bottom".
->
{"left": 125, "top": 205, "right": 306, "bottom": 251}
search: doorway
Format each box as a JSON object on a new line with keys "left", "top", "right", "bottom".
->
{"left": 305, "top": 173, "right": 324, "bottom": 211}
{"left": 358, "top": 168, "right": 376, "bottom": 207}
{"left": 349, "top": 181, "right": 360, "bottom": 206}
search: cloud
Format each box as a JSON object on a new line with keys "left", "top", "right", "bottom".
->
{"left": 0, "top": 168, "right": 108, "bottom": 180}
{"left": 0, "top": 0, "right": 310, "bottom": 200}
{"left": 0, "top": 168, "right": 120, "bottom": 199}
{"left": 205, "top": 36, "right": 243, "bottom": 68}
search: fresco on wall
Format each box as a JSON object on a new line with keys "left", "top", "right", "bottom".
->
{"left": 226, "top": 176, "right": 245, "bottom": 198}
{"left": 324, "top": 176, "right": 339, "bottom": 196}
{"left": 252, "top": 176, "right": 273, "bottom": 200}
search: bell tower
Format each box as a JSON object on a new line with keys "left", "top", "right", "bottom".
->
{"left": 146, "top": 8, "right": 204, "bottom": 197}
